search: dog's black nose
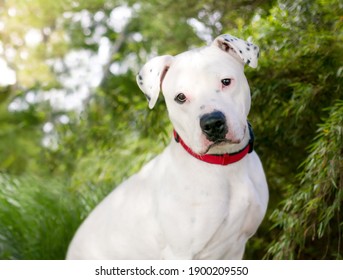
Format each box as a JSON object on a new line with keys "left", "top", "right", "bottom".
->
{"left": 200, "top": 111, "right": 228, "bottom": 142}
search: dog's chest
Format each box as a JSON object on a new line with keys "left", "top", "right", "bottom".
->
{"left": 156, "top": 162, "right": 264, "bottom": 259}
{"left": 197, "top": 177, "right": 265, "bottom": 259}
{"left": 199, "top": 176, "right": 263, "bottom": 258}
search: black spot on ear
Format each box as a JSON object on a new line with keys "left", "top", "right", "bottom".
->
{"left": 239, "top": 50, "right": 243, "bottom": 54}
{"left": 247, "top": 47, "right": 250, "bottom": 51}
{"left": 139, "top": 82, "right": 143, "bottom": 86}
{"left": 150, "top": 69, "right": 152, "bottom": 72}
{"left": 246, "top": 59, "right": 251, "bottom": 65}
{"left": 254, "top": 46, "right": 258, "bottom": 50}
{"left": 257, "top": 51, "right": 260, "bottom": 58}
{"left": 144, "top": 94, "right": 151, "bottom": 102}
{"left": 138, "top": 75, "right": 143, "bottom": 80}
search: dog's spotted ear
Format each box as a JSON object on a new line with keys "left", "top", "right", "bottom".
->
{"left": 212, "top": 34, "right": 259, "bottom": 68}
{"left": 136, "top": 55, "right": 174, "bottom": 109}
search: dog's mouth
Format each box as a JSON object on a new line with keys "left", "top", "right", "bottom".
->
{"left": 201, "top": 124, "right": 247, "bottom": 155}
{"left": 203, "top": 138, "right": 241, "bottom": 155}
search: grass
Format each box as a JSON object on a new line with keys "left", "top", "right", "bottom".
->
{"left": 0, "top": 131, "right": 166, "bottom": 260}
{"left": 0, "top": 174, "right": 89, "bottom": 259}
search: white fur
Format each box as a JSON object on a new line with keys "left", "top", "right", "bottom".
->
{"left": 66, "top": 34, "right": 268, "bottom": 260}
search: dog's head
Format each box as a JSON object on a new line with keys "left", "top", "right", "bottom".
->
{"left": 137, "top": 34, "right": 259, "bottom": 155}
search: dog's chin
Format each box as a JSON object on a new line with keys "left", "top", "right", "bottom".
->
{"left": 202, "top": 139, "right": 241, "bottom": 155}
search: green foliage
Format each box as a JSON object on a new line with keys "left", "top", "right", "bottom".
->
{"left": 0, "top": 98, "right": 46, "bottom": 175}
{"left": 0, "top": 174, "right": 84, "bottom": 259}
{"left": 266, "top": 100, "right": 343, "bottom": 259}
{"left": 241, "top": 0, "right": 343, "bottom": 259}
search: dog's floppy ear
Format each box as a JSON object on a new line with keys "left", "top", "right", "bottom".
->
{"left": 212, "top": 34, "right": 259, "bottom": 68}
{"left": 136, "top": 55, "right": 174, "bottom": 109}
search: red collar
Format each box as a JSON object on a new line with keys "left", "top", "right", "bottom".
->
{"left": 173, "top": 123, "right": 254, "bottom": 166}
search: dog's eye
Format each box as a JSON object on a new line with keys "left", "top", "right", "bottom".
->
{"left": 175, "top": 93, "right": 187, "bottom": 104}
{"left": 221, "top": 78, "right": 231, "bottom": 86}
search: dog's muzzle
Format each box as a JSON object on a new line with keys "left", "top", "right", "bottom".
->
{"left": 173, "top": 122, "right": 254, "bottom": 165}
{"left": 200, "top": 111, "right": 228, "bottom": 142}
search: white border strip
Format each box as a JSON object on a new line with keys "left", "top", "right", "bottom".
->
{"left": 0, "top": 260, "right": 342, "bottom": 280}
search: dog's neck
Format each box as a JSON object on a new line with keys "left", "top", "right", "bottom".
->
{"left": 173, "top": 123, "right": 254, "bottom": 166}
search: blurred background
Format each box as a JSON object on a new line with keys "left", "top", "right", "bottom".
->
{"left": 0, "top": 0, "right": 342, "bottom": 259}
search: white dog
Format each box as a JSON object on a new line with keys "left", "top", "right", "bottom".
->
{"left": 67, "top": 34, "right": 268, "bottom": 260}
